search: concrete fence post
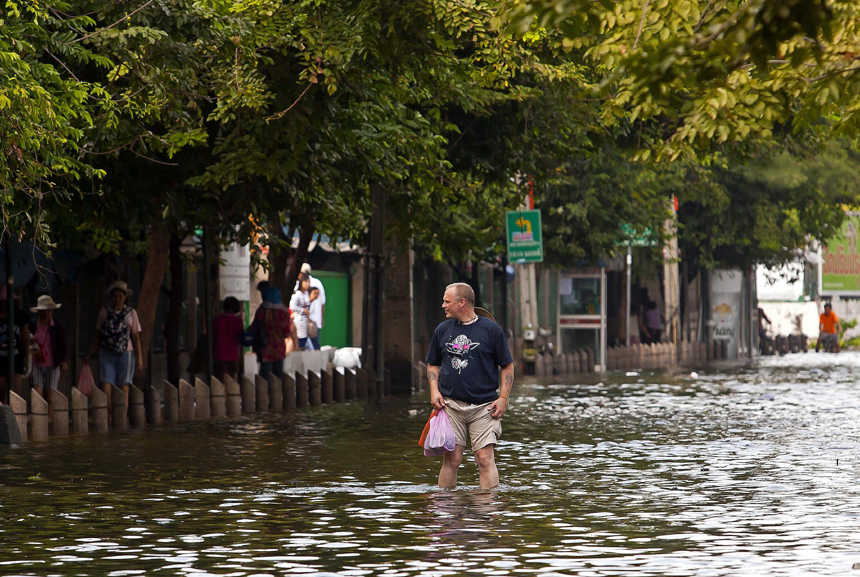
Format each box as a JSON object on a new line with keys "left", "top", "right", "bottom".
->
{"left": 554, "top": 353, "right": 565, "bottom": 375}
{"left": 10, "top": 391, "right": 27, "bottom": 441}
{"left": 178, "top": 379, "right": 195, "bottom": 422}
{"left": 254, "top": 375, "right": 269, "bottom": 413}
{"left": 586, "top": 348, "right": 595, "bottom": 372}
{"left": 356, "top": 369, "right": 369, "bottom": 399}
{"left": 110, "top": 385, "right": 128, "bottom": 432}
{"left": 296, "top": 372, "right": 309, "bottom": 407}
{"left": 71, "top": 387, "right": 88, "bottom": 434}
{"left": 721, "top": 340, "right": 728, "bottom": 359}
{"left": 128, "top": 385, "right": 146, "bottom": 429}
{"left": 241, "top": 376, "right": 256, "bottom": 414}
{"left": 52, "top": 390, "right": 69, "bottom": 437}
{"left": 268, "top": 374, "right": 283, "bottom": 413}
{"left": 210, "top": 377, "right": 227, "bottom": 418}
{"left": 30, "top": 389, "right": 49, "bottom": 442}
{"left": 345, "top": 368, "right": 357, "bottom": 400}
{"left": 334, "top": 369, "right": 346, "bottom": 403}
{"left": 91, "top": 386, "right": 108, "bottom": 433}
{"left": 535, "top": 353, "right": 545, "bottom": 377}
{"left": 283, "top": 373, "right": 296, "bottom": 410}
{"left": 147, "top": 386, "right": 163, "bottom": 426}
{"left": 365, "top": 368, "right": 377, "bottom": 398}
{"left": 322, "top": 368, "right": 334, "bottom": 404}
{"left": 309, "top": 371, "right": 322, "bottom": 406}
{"left": 163, "top": 381, "right": 179, "bottom": 423}
{"left": 225, "top": 376, "right": 242, "bottom": 417}
{"left": 194, "top": 378, "right": 211, "bottom": 420}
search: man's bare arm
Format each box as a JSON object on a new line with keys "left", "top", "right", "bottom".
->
{"left": 499, "top": 362, "right": 514, "bottom": 400}
{"left": 428, "top": 364, "right": 445, "bottom": 409}
{"left": 488, "top": 362, "right": 515, "bottom": 419}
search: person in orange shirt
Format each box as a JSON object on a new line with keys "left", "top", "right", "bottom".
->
{"left": 817, "top": 303, "right": 841, "bottom": 353}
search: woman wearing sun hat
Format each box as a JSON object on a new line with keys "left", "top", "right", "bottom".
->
{"left": 30, "top": 295, "right": 68, "bottom": 418}
{"left": 84, "top": 281, "right": 143, "bottom": 426}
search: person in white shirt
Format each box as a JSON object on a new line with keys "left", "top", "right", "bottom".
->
{"left": 289, "top": 277, "right": 312, "bottom": 350}
{"left": 296, "top": 263, "right": 325, "bottom": 345}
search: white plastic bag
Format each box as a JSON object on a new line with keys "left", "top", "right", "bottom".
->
{"left": 424, "top": 410, "right": 456, "bottom": 456}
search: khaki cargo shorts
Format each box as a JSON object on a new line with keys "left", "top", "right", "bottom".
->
{"left": 443, "top": 397, "right": 503, "bottom": 451}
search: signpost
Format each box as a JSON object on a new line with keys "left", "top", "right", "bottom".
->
{"left": 616, "top": 225, "right": 657, "bottom": 346}
{"left": 506, "top": 210, "right": 543, "bottom": 263}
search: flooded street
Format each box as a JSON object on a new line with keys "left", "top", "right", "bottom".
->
{"left": 4, "top": 353, "right": 860, "bottom": 576}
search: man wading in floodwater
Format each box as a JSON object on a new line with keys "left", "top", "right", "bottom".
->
{"left": 426, "top": 283, "right": 514, "bottom": 489}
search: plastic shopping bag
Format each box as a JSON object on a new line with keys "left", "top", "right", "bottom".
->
{"left": 418, "top": 409, "right": 438, "bottom": 448}
{"left": 423, "top": 410, "right": 456, "bottom": 456}
{"left": 77, "top": 365, "right": 95, "bottom": 397}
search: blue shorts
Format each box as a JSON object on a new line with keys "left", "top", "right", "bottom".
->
{"left": 99, "top": 349, "right": 135, "bottom": 385}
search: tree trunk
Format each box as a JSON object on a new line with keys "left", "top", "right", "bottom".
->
{"left": 270, "top": 223, "right": 292, "bottom": 295}
{"left": 164, "top": 234, "right": 183, "bottom": 385}
{"left": 285, "top": 224, "right": 315, "bottom": 294}
{"left": 471, "top": 257, "right": 481, "bottom": 308}
{"left": 135, "top": 221, "right": 171, "bottom": 387}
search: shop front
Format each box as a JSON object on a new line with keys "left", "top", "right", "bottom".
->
{"left": 558, "top": 268, "right": 607, "bottom": 372}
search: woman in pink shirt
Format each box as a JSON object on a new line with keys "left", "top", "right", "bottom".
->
{"left": 212, "top": 297, "right": 244, "bottom": 382}
{"left": 30, "top": 295, "right": 68, "bottom": 418}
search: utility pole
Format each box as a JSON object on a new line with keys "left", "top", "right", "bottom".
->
{"left": 202, "top": 227, "right": 214, "bottom": 384}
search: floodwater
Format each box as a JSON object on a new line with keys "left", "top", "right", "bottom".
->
{"left": 3, "top": 354, "right": 860, "bottom": 576}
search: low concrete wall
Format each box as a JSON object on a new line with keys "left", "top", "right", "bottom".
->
{"left": 5, "top": 363, "right": 377, "bottom": 445}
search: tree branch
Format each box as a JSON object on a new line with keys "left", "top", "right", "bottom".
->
{"left": 75, "top": 0, "right": 157, "bottom": 43}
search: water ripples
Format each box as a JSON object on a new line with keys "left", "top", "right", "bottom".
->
{"left": 4, "top": 353, "right": 860, "bottom": 575}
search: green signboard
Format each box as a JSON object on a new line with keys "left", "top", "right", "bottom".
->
{"left": 506, "top": 210, "right": 543, "bottom": 262}
{"left": 821, "top": 212, "right": 860, "bottom": 295}
{"left": 615, "top": 223, "right": 657, "bottom": 247}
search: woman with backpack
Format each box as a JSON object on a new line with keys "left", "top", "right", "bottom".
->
{"left": 84, "top": 281, "right": 143, "bottom": 426}
{"left": 252, "top": 287, "right": 291, "bottom": 379}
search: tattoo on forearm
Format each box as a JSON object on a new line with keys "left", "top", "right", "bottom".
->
{"left": 428, "top": 371, "right": 438, "bottom": 383}
{"left": 504, "top": 374, "right": 513, "bottom": 386}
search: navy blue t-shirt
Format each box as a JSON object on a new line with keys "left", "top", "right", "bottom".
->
{"left": 425, "top": 317, "right": 513, "bottom": 405}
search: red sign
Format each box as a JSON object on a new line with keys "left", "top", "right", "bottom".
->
{"left": 559, "top": 318, "right": 600, "bottom": 326}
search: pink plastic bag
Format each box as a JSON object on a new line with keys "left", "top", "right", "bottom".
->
{"left": 77, "top": 365, "right": 95, "bottom": 397}
{"left": 424, "top": 410, "right": 456, "bottom": 456}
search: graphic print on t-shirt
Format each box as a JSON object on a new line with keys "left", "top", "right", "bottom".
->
{"left": 445, "top": 334, "right": 481, "bottom": 374}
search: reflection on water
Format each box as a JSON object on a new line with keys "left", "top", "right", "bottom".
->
{"left": 4, "top": 353, "right": 860, "bottom": 575}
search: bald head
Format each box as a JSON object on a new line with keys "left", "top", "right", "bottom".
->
{"left": 443, "top": 283, "right": 476, "bottom": 322}
{"left": 447, "top": 283, "right": 475, "bottom": 306}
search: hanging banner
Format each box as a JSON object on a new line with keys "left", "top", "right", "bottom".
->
{"left": 709, "top": 269, "right": 743, "bottom": 355}
{"left": 219, "top": 243, "right": 251, "bottom": 301}
{"left": 821, "top": 212, "right": 860, "bottom": 295}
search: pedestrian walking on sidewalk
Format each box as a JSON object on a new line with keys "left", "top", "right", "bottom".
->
{"left": 290, "top": 277, "right": 312, "bottom": 350}
{"left": 213, "top": 296, "right": 244, "bottom": 382}
{"left": 254, "top": 287, "right": 290, "bottom": 379}
{"left": 643, "top": 301, "right": 663, "bottom": 344}
{"left": 426, "top": 282, "right": 515, "bottom": 490}
{"left": 817, "top": 303, "right": 841, "bottom": 353}
{"left": 84, "top": 281, "right": 143, "bottom": 426}
{"left": 0, "top": 285, "right": 30, "bottom": 402}
{"left": 297, "top": 264, "right": 326, "bottom": 345}
{"left": 30, "top": 295, "right": 68, "bottom": 417}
